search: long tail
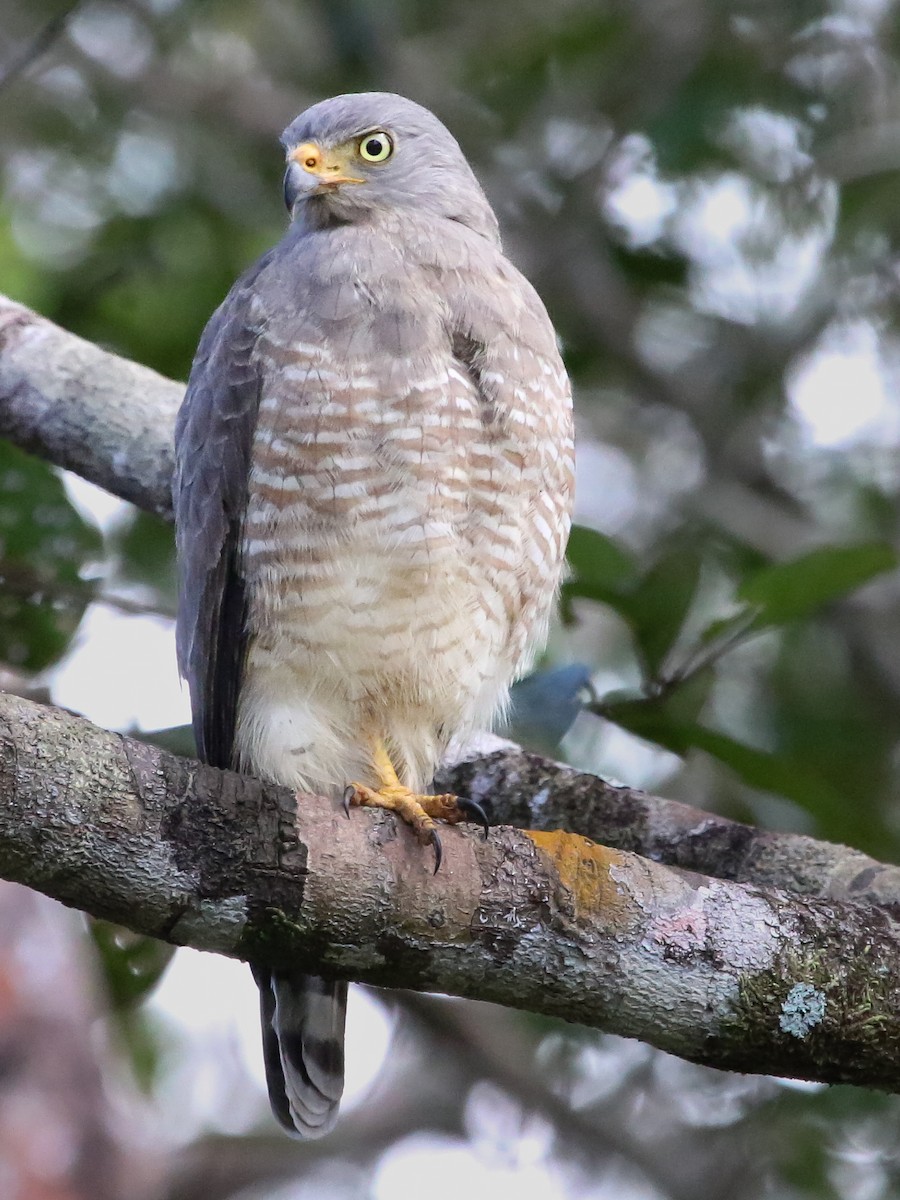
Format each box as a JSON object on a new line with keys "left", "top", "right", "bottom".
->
{"left": 252, "top": 964, "right": 347, "bottom": 1138}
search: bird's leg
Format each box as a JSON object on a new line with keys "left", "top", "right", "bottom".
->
{"left": 343, "top": 740, "right": 488, "bottom": 872}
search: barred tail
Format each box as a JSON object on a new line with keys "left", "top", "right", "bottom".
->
{"left": 252, "top": 965, "right": 347, "bottom": 1138}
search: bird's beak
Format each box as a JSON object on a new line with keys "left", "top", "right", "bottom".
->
{"left": 283, "top": 142, "right": 364, "bottom": 215}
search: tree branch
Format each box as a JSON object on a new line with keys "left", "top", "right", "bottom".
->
{"left": 1, "top": 689, "right": 900, "bottom": 1091}
{"left": 439, "top": 749, "right": 900, "bottom": 911}
{"left": 0, "top": 295, "right": 178, "bottom": 516}
{"left": 0, "top": 2, "right": 86, "bottom": 99}
{"left": 3, "top": 291, "right": 900, "bottom": 1093}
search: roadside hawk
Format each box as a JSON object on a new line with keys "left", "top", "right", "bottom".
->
{"left": 173, "top": 92, "right": 575, "bottom": 1137}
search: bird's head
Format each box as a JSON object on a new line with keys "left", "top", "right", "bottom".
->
{"left": 280, "top": 92, "right": 499, "bottom": 243}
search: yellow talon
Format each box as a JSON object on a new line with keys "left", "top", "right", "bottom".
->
{"left": 342, "top": 741, "right": 489, "bottom": 872}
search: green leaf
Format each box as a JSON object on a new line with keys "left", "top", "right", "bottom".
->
{"left": 133, "top": 723, "right": 196, "bottom": 758}
{"left": 90, "top": 921, "right": 175, "bottom": 1010}
{"left": 0, "top": 443, "right": 102, "bottom": 670}
{"left": 565, "top": 525, "right": 639, "bottom": 595}
{"left": 600, "top": 704, "right": 850, "bottom": 832}
{"left": 565, "top": 532, "right": 704, "bottom": 678}
{"left": 739, "top": 543, "right": 898, "bottom": 626}
{"left": 695, "top": 610, "right": 754, "bottom": 648}
{"left": 683, "top": 726, "right": 850, "bottom": 830}
{"left": 110, "top": 509, "right": 177, "bottom": 606}
{"left": 562, "top": 525, "right": 639, "bottom": 621}
{"left": 598, "top": 663, "right": 715, "bottom": 731}
{"left": 627, "top": 545, "right": 703, "bottom": 679}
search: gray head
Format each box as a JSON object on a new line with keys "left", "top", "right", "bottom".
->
{"left": 280, "top": 92, "right": 500, "bottom": 244}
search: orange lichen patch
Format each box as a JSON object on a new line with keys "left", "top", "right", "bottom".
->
{"left": 524, "top": 829, "right": 630, "bottom": 921}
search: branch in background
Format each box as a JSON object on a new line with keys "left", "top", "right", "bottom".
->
{"left": 397, "top": 993, "right": 697, "bottom": 1200}
{"left": 397, "top": 991, "right": 780, "bottom": 1200}
{"left": 1, "top": 690, "right": 900, "bottom": 1093}
{"left": 165, "top": 1064, "right": 464, "bottom": 1200}
{"left": 0, "top": 883, "right": 160, "bottom": 1200}
{"left": 0, "top": 295, "right": 179, "bottom": 517}
{"left": 440, "top": 748, "right": 900, "bottom": 911}
{"left": 0, "top": 1, "right": 85, "bottom": 98}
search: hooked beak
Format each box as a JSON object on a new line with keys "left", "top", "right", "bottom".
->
{"left": 283, "top": 142, "right": 364, "bottom": 216}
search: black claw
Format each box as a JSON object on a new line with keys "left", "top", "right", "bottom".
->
{"left": 341, "top": 785, "right": 355, "bottom": 818}
{"left": 431, "top": 829, "right": 443, "bottom": 874}
{"left": 457, "top": 796, "right": 490, "bottom": 840}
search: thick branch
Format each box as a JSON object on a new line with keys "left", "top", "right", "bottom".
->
{"left": 1, "top": 690, "right": 900, "bottom": 1091}
{"left": 4, "top": 292, "right": 900, "bottom": 1093}
{"left": 0, "top": 295, "right": 179, "bottom": 516}
{"left": 440, "top": 750, "right": 900, "bottom": 912}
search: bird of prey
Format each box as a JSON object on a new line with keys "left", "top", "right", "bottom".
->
{"left": 173, "top": 92, "right": 574, "bottom": 1138}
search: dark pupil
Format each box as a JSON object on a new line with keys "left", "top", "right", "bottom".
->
{"left": 365, "top": 137, "right": 384, "bottom": 157}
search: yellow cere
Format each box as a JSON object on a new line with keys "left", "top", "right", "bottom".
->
{"left": 292, "top": 143, "right": 322, "bottom": 170}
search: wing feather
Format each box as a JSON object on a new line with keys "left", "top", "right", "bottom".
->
{"left": 173, "top": 254, "right": 273, "bottom": 767}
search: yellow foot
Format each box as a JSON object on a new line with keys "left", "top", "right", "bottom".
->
{"left": 342, "top": 743, "right": 489, "bottom": 872}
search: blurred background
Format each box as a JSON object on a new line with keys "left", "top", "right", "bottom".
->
{"left": 2, "top": 0, "right": 900, "bottom": 1196}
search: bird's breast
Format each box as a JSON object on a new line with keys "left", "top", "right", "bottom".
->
{"left": 238, "top": 304, "right": 572, "bottom": 719}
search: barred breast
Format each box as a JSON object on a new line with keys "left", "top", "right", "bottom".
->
{"left": 233, "top": 227, "right": 574, "bottom": 798}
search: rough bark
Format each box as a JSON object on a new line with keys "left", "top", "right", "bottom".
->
{"left": 439, "top": 748, "right": 900, "bottom": 911}
{"left": 3, "top": 291, "right": 900, "bottom": 1094}
{"left": 1, "top": 690, "right": 900, "bottom": 1092}
{"left": 0, "top": 295, "right": 178, "bottom": 517}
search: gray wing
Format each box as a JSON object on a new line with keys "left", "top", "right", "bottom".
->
{"left": 173, "top": 253, "right": 272, "bottom": 768}
{"left": 175, "top": 255, "right": 349, "bottom": 1140}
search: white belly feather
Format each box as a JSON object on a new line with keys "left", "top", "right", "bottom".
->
{"left": 232, "top": 341, "right": 570, "bottom": 797}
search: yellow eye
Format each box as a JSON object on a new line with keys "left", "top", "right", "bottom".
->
{"left": 358, "top": 131, "right": 394, "bottom": 163}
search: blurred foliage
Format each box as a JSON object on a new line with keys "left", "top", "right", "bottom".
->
{"left": 4, "top": 0, "right": 900, "bottom": 1196}
{"left": 91, "top": 920, "right": 175, "bottom": 1011}
{"left": 90, "top": 919, "right": 174, "bottom": 1092}
{"left": 0, "top": 440, "right": 100, "bottom": 669}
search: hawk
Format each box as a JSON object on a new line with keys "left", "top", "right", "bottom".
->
{"left": 173, "top": 92, "right": 574, "bottom": 1137}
